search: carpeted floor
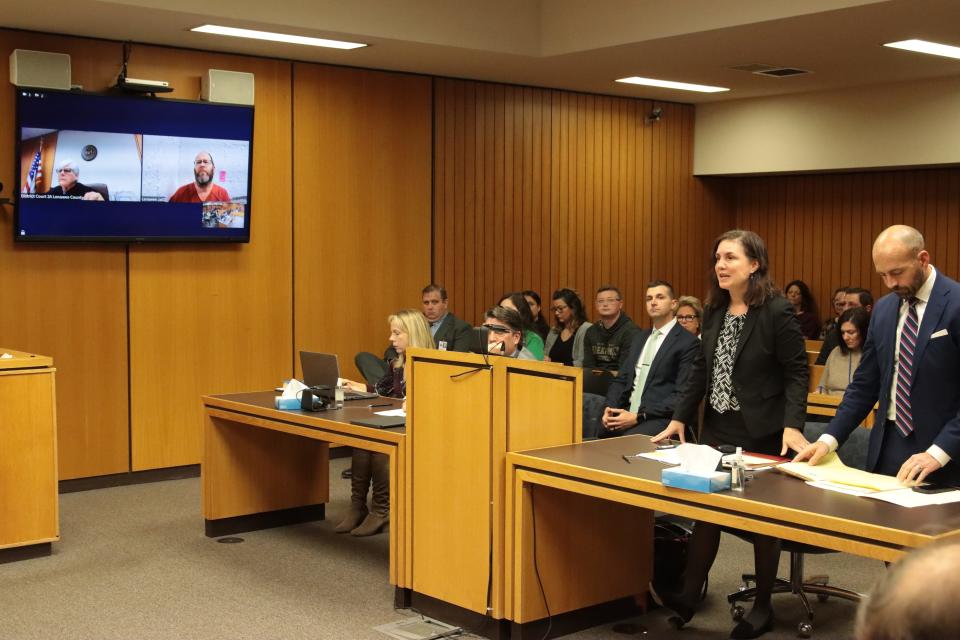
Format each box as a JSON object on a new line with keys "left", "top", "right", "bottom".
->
{"left": 0, "top": 458, "right": 883, "bottom": 639}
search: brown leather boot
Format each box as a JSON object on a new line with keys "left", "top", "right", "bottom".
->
{"left": 335, "top": 450, "right": 371, "bottom": 533}
{"left": 350, "top": 512, "right": 389, "bottom": 537}
{"left": 351, "top": 453, "right": 389, "bottom": 536}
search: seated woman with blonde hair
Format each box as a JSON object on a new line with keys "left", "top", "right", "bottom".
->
{"left": 340, "top": 308, "right": 433, "bottom": 536}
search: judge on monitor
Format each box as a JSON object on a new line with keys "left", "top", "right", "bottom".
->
{"left": 45, "top": 160, "right": 105, "bottom": 200}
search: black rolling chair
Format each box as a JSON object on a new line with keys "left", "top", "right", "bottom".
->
{"left": 726, "top": 541, "right": 863, "bottom": 638}
{"left": 726, "top": 424, "right": 871, "bottom": 638}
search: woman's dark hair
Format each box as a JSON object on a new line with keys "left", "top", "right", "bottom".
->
{"left": 498, "top": 292, "right": 535, "bottom": 333}
{"left": 707, "top": 229, "right": 779, "bottom": 309}
{"left": 837, "top": 306, "right": 870, "bottom": 355}
{"left": 521, "top": 289, "right": 541, "bottom": 307}
{"left": 522, "top": 289, "right": 550, "bottom": 340}
{"left": 550, "top": 288, "right": 588, "bottom": 331}
{"left": 785, "top": 279, "right": 819, "bottom": 318}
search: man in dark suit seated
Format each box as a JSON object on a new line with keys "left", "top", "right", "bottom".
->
{"left": 421, "top": 284, "right": 473, "bottom": 352}
{"left": 600, "top": 280, "right": 699, "bottom": 437}
{"left": 796, "top": 225, "right": 960, "bottom": 486}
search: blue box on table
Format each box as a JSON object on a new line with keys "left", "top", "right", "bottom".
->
{"left": 661, "top": 467, "right": 732, "bottom": 493}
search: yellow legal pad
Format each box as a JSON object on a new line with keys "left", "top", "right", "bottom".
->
{"left": 777, "top": 453, "right": 906, "bottom": 492}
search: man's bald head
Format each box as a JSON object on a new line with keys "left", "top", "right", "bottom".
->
{"left": 872, "top": 225, "right": 930, "bottom": 300}
{"left": 856, "top": 540, "right": 960, "bottom": 640}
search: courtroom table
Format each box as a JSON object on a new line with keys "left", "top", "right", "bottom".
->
{"left": 201, "top": 391, "right": 407, "bottom": 586}
{"left": 505, "top": 435, "right": 960, "bottom": 625}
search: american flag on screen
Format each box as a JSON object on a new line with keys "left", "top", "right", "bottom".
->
{"left": 23, "top": 149, "right": 42, "bottom": 194}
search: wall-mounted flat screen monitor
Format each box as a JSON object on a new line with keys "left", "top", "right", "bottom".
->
{"left": 14, "top": 89, "right": 254, "bottom": 242}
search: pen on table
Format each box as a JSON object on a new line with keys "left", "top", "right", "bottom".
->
{"left": 368, "top": 403, "right": 392, "bottom": 408}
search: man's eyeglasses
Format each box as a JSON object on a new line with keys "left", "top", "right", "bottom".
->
{"left": 596, "top": 298, "right": 621, "bottom": 305}
{"left": 57, "top": 168, "right": 76, "bottom": 174}
{"left": 676, "top": 314, "right": 699, "bottom": 322}
{"left": 482, "top": 323, "right": 514, "bottom": 335}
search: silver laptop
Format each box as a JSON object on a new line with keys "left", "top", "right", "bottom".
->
{"left": 299, "top": 351, "right": 378, "bottom": 400}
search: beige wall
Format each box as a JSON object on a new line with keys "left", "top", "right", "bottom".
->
{"left": 695, "top": 76, "right": 960, "bottom": 175}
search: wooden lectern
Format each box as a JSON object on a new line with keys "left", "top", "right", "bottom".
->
{"left": 404, "top": 347, "right": 638, "bottom": 623}
{"left": 0, "top": 348, "right": 59, "bottom": 562}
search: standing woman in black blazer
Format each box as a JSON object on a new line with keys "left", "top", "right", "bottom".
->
{"left": 653, "top": 229, "right": 809, "bottom": 639}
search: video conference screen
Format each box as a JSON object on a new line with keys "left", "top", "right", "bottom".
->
{"left": 15, "top": 89, "right": 254, "bottom": 242}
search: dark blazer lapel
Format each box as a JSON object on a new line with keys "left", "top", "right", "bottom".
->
{"left": 912, "top": 277, "right": 949, "bottom": 372}
{"left": 702, "top": 308, "right": 722, "bottom": 376}
{"left": 733, "top": 306, "right": 758, "bottom": 364}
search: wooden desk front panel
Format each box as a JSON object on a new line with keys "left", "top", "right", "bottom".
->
{"left": 0, "top": 369, "right": 59, "bottom": 548}
{"left": 410, "top": 360, "right": 493, "bottom": 613}
{"left": 513, "top": 483, "right": 651, "bottom": 623}
{"left": 203, "top": 414, "right": 328, "bottom": 520}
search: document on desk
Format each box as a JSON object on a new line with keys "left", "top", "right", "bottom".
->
{"left": 866, "top": 488, "right": 960, "bottom": 508}
{"left": 375, "top": 409, "right": 406, "bottom": 417}
{"left": 637, "top": 449, "right": 683, "bottom": 465}
{"left": 777, "top": 453, "right": 905, "bottom": 492}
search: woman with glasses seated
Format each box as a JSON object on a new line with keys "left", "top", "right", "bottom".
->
{"left": 498, "top": 292, "right": 545, "bottom": 360}
{"left": 544, "top": 288, "right": 592, "bottom": 366}
{"left": 339, "top": 309, "right": 434, "bottom": 536}
{"left": 483, "top": 306, "right": 537, "bottom": 359}
{"left": 676, "top": 295, "right": 703, "bottom": 338}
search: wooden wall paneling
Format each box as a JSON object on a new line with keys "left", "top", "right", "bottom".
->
{"left": 432, "top": 80, "right": 733, "bottom": 332}
{"left": 127, "top": 47, "right": 293, "bottom": 470}
{"left": 463, "top": 81, "right": 478, "bottom": 322}
{"left": 0, "top": 31, "right": 129, "bottom": 480}
{"left": 733, "top": 168, "right": 960, "bottom": 324}
{"left": 293, "top": 63, "right": 431, "bottom": 383}
{"left": 433, "top": 79, "right": 447, "bottom": 300}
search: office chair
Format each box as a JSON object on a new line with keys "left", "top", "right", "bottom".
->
{"left": 726, "top": 541, "right": 863, "bottom": 638}
{"left": 726, "top": 424, "right": 870, "bottom": 638}
{"left": 87, "top": 183, "right": 110, "bottom": 201}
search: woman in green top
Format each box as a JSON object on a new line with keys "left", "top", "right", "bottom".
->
{"left": 498, "top": 292, "right": 545, "bottom": 360}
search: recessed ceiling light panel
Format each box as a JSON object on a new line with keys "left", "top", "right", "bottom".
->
{"left": 883, "top": 39, "right": 960, "bottom": 60}
{"left": 615, "top": 76, "right": 729, "bottom": 93}
{"left": 191, "top": 25, "right": 367, "bottom": 50}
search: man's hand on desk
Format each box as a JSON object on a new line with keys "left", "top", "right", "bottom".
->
{"left": 651, "top": 419, "right": 687, "bottom": 444}
{"left": 897, "top": 452, "right": 942, "bottom": 485}
{"left": 781, "top": 427, "right": 810, "bottom": 457}
{"left": 793, "top": 441, "right": 830, "bottom": 465}
{"left": 601, "top": 407, "right": 638, "bottom": 431}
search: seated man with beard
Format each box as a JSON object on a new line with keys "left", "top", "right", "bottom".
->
{"left": 168, "top": 151, "right": 230, "bottom": 203}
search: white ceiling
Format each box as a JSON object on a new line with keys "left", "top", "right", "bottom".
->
{"left": 3, "top": 0, "right": 960, "bottom": 103}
